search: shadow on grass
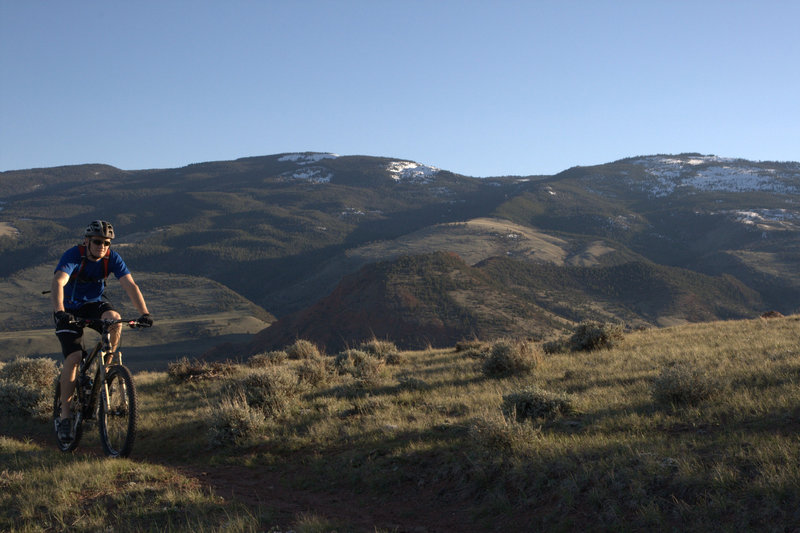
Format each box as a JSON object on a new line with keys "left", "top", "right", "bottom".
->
{"left": 121, "top": 333, "right": 256, "bottom": 373}
{"left": 305, "top": 373, "right": 487, "bottom": 403}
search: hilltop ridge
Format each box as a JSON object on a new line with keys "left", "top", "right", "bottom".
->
{"left": 1, "top": 151, "right": 798, "bottom": 358}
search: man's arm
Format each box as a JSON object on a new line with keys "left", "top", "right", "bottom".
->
{"left": 51, "top": 271, "right": 70, "bottom": 313}
{"left": 119, "top": 273, "right": 150, "bottom": 315}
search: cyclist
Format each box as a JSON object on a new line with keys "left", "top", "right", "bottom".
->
{"left": 51, "top": 220, "right": 153, "bottom": 441}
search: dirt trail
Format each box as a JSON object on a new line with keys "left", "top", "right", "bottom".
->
{"left": 16, "top": 426, "right": 485, "bottom": 532}
{"left": 179, "top": 462, "right": 485, "bottom": 532}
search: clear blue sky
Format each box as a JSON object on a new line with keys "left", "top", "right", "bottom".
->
{"left": 2, "top": 1, "right": 798, "bottom": 177}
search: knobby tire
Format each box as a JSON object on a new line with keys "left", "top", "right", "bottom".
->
{"left": 99, "top": 365, "right": 137, "bottom": 458}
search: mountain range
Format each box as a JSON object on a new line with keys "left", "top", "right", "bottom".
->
{"left": 1, "top": 152, "right": 798, "bottom": 357}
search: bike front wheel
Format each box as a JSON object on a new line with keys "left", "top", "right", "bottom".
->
{"left": 98, "top": 365, "right": 137, "bottom": 458}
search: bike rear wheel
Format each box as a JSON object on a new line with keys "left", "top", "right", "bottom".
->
{"left": 53, "top": 380, "right": 83, "bottom": 452}
{"left": 98, "top": 365, "right": 137, "bottom": 458}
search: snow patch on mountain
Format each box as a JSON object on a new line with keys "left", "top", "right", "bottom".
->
{"left": 688, "top": 166, "right": 788, "bottom": 193}
{"left": 387, "top": 161, "right": 440, "bottom": 183}
{"left": 724, "top": 208, "right": 800, "bottom": 231}
{"left": 605, "top": 214, "right": 640, "bottom": 232}
{"left": 280, "top": 166, "right": 332, "bottom": 183}
{"left": 340, "top": 207, "right": 383, "bottom": 218}
{"left": 278, "top": 153, "right": 339, "bottom": 165}
{"left": 276, "top": 153, "right": 338, "bottom": 183}
{"left": 633, "top": 156, "right": 800, "bottom": 197}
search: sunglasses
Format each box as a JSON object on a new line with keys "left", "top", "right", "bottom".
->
{"left": 91, "top": 239, "right": 112, "bottom": 247}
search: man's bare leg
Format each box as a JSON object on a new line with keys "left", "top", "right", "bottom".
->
{"left": 59, "top": 350, "right": 82, "bottom": 420}
{"left": 103, "top": 309, "right": 122, "bottom": 354}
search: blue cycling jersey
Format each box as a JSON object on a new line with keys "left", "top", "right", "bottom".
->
{"left": 55, "top": 246, "right": 131, "bottom": 310}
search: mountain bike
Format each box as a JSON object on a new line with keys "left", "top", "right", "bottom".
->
{"left": 53, "top": 317, "right": 151, "bottom": 457}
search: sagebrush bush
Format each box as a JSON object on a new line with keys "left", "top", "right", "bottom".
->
{"left": 286, "top": 339, "right": 322, "bottom": 360}
{"left": 0, "top": 357, "right": 58, "bottom": 420}
{"left": 468, "top": 415, "right": 541, "bottom": 453}
{"left": 296, "top": 356, "right": 331, "bottom": 388}
{"left": 234, "top": 367, "right": 300, "bottom": 418}
{"left": 651, "top": 362, "right": 725, "bottom": 407}
{"left": 353, "top": 354, "right": 385, "bottom": 388}
{"left": 569, "top": 321, "right": 624, "bottom": 352}
{"left": 358, "top": 338, "right": 398, "bottom": 359}
{"left": 355, "top": 338, "right": 404, "bottom": 364}
{"left": 335, "top": 349, "right": 386, "bottom": 388}
{"left": 481, "top": 339, "right": 542, "bottom": 378}
{"left": 397, "top": 375, "right": 430, "bottom": 391}
{"left": 167, "top": 357, "right": 236, "bottom": 383}
{"left": 383, "top": 351, "right": 405, "bottom": 365}
{"left": 0, "top": 380, "right": 52, "bottom": 419}
{"left": 502, "top": 386, "right": 575, "bottom": 422}
{"left": 248, "top": 351, "right": 288, "bottom": 368}
{"left": 207, "top": 392, "right": 266, "bottom": 448}
{"left": 542, "top": 338, "right": 570, "bottom": 355}
{"left": 334, "top": 349, "right": 366, "bottom": 375}
{"left": 0, "top": 356, "right": 58, "bottom": 391}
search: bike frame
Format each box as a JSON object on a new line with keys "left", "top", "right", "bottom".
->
{"left": 75, "top": 319, "right": 135, "bottom": 420}
{"left": 79, "top": 340, "right": 109, "bottom": 420}
{"left": 77, "top": 319, "right": 136, "bottom": 417}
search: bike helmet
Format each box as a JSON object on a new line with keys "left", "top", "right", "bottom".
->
{"left": 84, "top": 220, "right": 115, "bottom": 240}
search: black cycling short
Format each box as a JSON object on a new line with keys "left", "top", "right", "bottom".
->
{"left": 54, "top": 301, "right": 116, "bottom": 358}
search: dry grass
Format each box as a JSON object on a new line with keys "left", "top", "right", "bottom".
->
{"left": 0, "top": 436, "right": 257, "bottom": 532}
{"left": 4, "top": 317, "right": 800, "bottom": 531}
